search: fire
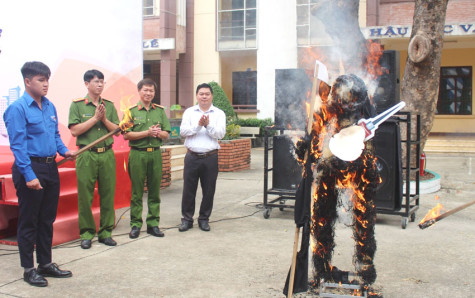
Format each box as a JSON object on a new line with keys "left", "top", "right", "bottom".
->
{"left": 298, "top": 47, "right": 327, "bottom": 71}
{"left": 364, "top": 41, "right": 384, "bottom": 79}
{"left": 419, "top": 196, "right": 444, "bottom": 224}
{"left": 119, "top": 108, "right": 134, "bottom": 131}
{"left": 123, "top": 159, "right": 127, "bottom": 172}
{"left": 119, "top": 93, "right": 134, "bottom": 113}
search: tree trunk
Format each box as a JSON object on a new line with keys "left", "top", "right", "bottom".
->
{"left": 401, "top": 0, "right": 449, "bottom": 151}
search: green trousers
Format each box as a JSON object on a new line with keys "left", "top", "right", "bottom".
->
{"left": 128, "top": 149, "right": 163, "bottom": 228}
{"left": 76, "top": 150, "right": 116, "bottom": 240}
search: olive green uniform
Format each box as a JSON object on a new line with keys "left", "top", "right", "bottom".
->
{"left": 68, "top": 96, "right": 119, "bottom": 241}
{"left": 125, "top": 103, "right": 171, "bottom": 229}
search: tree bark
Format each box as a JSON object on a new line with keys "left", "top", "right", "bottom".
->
{"left": 401, "top": 0, "right": 449, "bottom": 150}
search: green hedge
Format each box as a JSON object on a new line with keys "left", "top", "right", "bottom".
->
{"left": 232, "top": 118, "right": 274, "bottom": 136}
{"left": 209, "top": 81, "right": 236, "bottom": 122}
{"left": 208, "top": 81, "right": 239, "bottom": 139}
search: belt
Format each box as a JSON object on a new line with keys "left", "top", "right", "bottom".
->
{"left": 187, "top": 149, "right": 218, "bottom": 158}
{"left": 30, "top": 156, "right": 56, "bottom": 163}
{"left": 79, "top": 144, "right": 112, "bottom": 153}
{"left": 131, "top": 147, "right": 160, "bottom": 152}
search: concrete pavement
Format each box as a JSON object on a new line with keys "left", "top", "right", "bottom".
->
{"left": 0, "top": 148, "right": 474, "bottom": 297}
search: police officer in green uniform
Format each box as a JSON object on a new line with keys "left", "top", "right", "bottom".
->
{"left": 123, "top": 78, "right": 170, "bottom": 239}
{"left": 68, "top": 69, "right": 120, "bottom": 249}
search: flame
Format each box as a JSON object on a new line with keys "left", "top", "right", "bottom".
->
{"left": 298, "top": 47, "right": 327, "bottom": 71}
{"left": 119, "top": 91, "right": 134, "bottom": 113}
{"left": 123, "top": 159, "right": 127, "bottom": 172}
{"left": 419, "top": 196, "right": 444, "bottom": 224}
{"left": 364, "top": 41, "right": 384, "bottom": 79}
{"left": 119, "top": 108, "right": 134, "bottom": 131}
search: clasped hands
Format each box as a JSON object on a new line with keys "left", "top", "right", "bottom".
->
{"left": 94, "top": 103, "right": 106, "bottom": 122}
{"left": 199, "top": 114, "right": 209, "bottom": 128}
{"left": 148, "top": 124, "right": 162, "bottom": 138}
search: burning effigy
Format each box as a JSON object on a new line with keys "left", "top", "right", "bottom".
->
{"left": 296, "top": 73, "right": 381, "bottom": 291}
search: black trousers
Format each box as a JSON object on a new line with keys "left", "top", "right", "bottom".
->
{"left": 181, "top": 152, "right": 218, "bottom": 224}
{"left": 12, "top": 161, "right": 60, "bottom": 268}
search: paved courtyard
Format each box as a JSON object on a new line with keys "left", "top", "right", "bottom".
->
{"left": 0, "top": 149, "right": 474, "bottom": 297}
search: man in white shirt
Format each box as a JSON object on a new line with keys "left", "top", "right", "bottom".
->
{"left": 178, "top": 83, "right": 226, "bottom": 232}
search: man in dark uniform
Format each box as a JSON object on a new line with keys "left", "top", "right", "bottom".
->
{"left": 4, "top": 61, "right": 73, "bottom": 287}
{"left": 123, "top": 78, "right": 171, "bottom": 239}
{"left": 68, "top": 69, "right": 120, "bottom": 249}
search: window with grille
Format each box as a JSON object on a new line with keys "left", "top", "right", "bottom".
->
{"left": 143, "top": 0, "right": 158, "bottom": 17}
{"left": 232, "top": 70, "right": 257, "bottom": 108}
{"left": 217, "top": 0, "right": 257, "bottom": 50}
{"left": 437, "top": 67, "right": 472, "bottom": 115}
{"left": 296, "top": 0, "right": 330, "bottom": 46}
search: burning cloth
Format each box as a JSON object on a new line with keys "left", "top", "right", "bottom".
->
{"left": 292, "top": 74, "right": 381, "bottom": 291}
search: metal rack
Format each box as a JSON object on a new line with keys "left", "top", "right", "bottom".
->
{"left": 262, "top": 127, "right": 301, "bottom": 219}
{"left": 376, "top": 112, "right": 421, "bottom": 229}
{"left": 262, "top": 113, "right": 421, "bottom": 227}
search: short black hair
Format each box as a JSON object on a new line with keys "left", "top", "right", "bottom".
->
{"left": 84, "top": 69, "right": 104, "bottom": 82}
{"left": 196, "top": 83, "right": 213, "bottom": 95}
{"left": 21, "top": 61, "right": 51, "bottom": 80}
{"left": 137, "top": 78, "right": 157, "bottom": 92}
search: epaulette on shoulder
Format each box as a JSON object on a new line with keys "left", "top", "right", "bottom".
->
{"left": 153, "top": 103, "right": 165, "bottom": 109}
{"left": 128, "top": 104, "right": 138, "bottom": 110}
{"left": 73, "top": 98, "right": 86, "bottom": 102}
{"left": 102, "top": 98, "right": 113, "bottom": 103}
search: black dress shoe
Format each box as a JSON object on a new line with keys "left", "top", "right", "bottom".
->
{"left": 24, "top": 269, "right": 48, "bottom": 287}
{"left": 146, "top": 226, "right": 165, "bottom": 237}
{"left": 37, "top": 263, "right": 72, "bottom": 278}
{"left": 98, "top": 237, "right": 117, "bottom": 246}
{"left": 178, "top": 222, "right": 193, "bottom": 232}
{"left": 129, "top": 226, "right": 140, "bottom": 239}
{"left": 80, "top": 239, "right": 91, "bottom": 249}
{"left": 198, "top": 221, "right": 211, "bottom": 232}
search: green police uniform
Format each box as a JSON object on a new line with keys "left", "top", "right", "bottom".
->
{"left": 68, "top": 95, "right": 119, "bottom": 241}
{"left": 125, "top": 103, "right": 171, "bottom": 229}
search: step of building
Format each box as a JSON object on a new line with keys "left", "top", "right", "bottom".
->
{"left": 171, "top": 166, "right": 184, "bottom": 181}
{"left": 171, "top": 154, "right": 186, "bottom": 168}
{"left": 424, "top": 134, "right": 475, "bottom": 154}
{"left": 163, "top": 145, "right": 186, "bottom": 181}
{"left": 164, "top": 144, "right": 187, "bottom": 155}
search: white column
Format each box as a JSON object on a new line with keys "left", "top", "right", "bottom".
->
{"left": 256, "top": 0, "right": 297, "bottom": 120}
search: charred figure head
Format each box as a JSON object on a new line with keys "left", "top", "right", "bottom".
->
{"left": 328, "top": 74, "right": 376, "bottom": 129}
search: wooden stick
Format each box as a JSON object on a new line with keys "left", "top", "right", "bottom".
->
{"left": 419, "top": 199, "right": 475, "bottom": 229}
{"left": 307, "top": 64, "right": 320, "bottom": 135}
{"left": 287, "top": 226, "right": 300, "bottom": 298}
{"left": 57, "top": 127, "right": 121, "bottom": 166}
{"left": 288, "top": 62, "right": 321, "bottom": 296}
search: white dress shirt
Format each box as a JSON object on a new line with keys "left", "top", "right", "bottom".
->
{"left": 180, "top": 104, "right": 226, "bottom": 153}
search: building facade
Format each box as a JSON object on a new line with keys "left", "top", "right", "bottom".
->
{"left": 146, "top": 0, "right": 475, "bottom": 134}
{"left": 142, "top": 0, "right": 195, "bottom": 112}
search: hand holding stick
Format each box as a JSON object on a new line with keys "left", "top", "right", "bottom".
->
{"left": 57, "top": 127, "right": 121, "bottom": 166}
{"left": 57, "top": 112, "right": 134, "bottom": 167}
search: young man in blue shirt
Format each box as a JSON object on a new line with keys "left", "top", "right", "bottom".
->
{"left": 3, "top": 61, "right": 74, "bottom": 287}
